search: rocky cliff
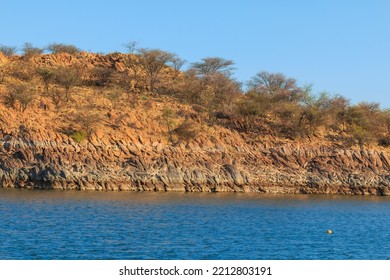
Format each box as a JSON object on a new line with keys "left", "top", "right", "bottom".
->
{"left": 0, "top": 98, "right": 389, "bottom": 195}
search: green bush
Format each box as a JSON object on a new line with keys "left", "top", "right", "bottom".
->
{"left": 70, "top": 131, "right": 86, "bottom": 143}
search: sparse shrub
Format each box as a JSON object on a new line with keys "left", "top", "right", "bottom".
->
{"left": 0, "top": 45, "right": 17, "bottom": 56}
{"left": 106, "top": 88, "right": 123, "bottom": 108}
{"left": 174, "top": 119, "right": 199, "bottom": 142}
{"left": 90, "top": 67, "right": 114, "bottom": 87}
{"left": 335, "top": 102, "right": 383, "bottom": 147}
{"left": 115, "top": 72, "right": 137, "bottom": 96}
{"left": 350, "top": 124, "right": 375, "bottom": 148}
{"left": 274, "top": 102, "right": 304, "bottom": 139}
{"left": 53, "top": 66, "right": 81, "bottom": 101}
{"left": 22, "top": 43, "right": 43, "bottom": 59}
{"left": 3, "top": 88, "right": 17, "bottom": 109}
{"left": 179, "top": 70, "right": 241, "bottom": 122}
{"left": 9, "top": 61, "right": 36, "bottom": 81}
{"left": 0, "top": 67, "right": 5, "bottom": 84}
{"left": 3, "top": 82, "right": 35, "bottom": 112}
{"left": 122, "top": 54, "right": 142, "bottom": 81}
{"left": 162, "top": 107, "right": 177, "bottom": 143}
{"left": 143, "top": 100, "right": 153, "bottom": 110}
{"left": 378, "top": 137, "right": 390, "bottom": 147}
{"left": 48, "top": 88, "right": 66, "bottom": 109}
{"left": 36, "top": 67, "right": 54, "bottom": 93}
{"left": 73, "top": 112, "right": 103, "bottom": 139}
{"left": 235, "top": 95, "right": 262, "bottom": 132}
{"left": 47, "top": 43, "right": 80, "bottom": 55}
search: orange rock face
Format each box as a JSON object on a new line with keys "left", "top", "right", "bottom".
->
{"left": 0, "top": 52, "right": 8, "bottom": 64}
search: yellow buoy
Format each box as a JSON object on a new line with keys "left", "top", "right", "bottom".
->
{"left": 327, "top": 230, "right": 332, "bottom": 234}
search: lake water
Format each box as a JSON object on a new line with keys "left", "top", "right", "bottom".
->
{"left": 0, "top": 188, "right": 389, "bottom": 260}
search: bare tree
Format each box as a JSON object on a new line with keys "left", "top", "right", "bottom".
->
{"left": 53, "top": 66, "right": 81, "bottom": 101}
{"left": 4, "top": 82, "right": 35, "bottom": 112}
{"left": 74, "top": 111, "right": 103, "bottom": 139}
{"left": 123, "top": 41, "right": 138, "bottom": 54}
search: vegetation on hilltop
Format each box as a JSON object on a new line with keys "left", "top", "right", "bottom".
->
{"left": 0, "top": 42, "right": 389, "bottom": 149}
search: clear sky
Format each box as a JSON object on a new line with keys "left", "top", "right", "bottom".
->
{"left": 1, "top": 0, "right": 389, "bottom": 108}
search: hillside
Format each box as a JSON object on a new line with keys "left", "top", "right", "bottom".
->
{"left": 0, "top": 50, "right": 389, "bottom": 195}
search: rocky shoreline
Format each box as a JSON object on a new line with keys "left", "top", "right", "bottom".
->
{"left": 1, "top": 129, "right": 389, "bottom": 196}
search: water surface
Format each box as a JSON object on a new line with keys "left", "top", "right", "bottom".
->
{"left": 0, "top": 189, "right": 389, "bottom": 259}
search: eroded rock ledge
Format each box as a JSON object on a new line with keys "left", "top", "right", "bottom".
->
{"left": 1, "top": 130, "right": 389, "bottom": 195}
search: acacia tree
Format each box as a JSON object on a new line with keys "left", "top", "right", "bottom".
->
{"left": 247, "top": 71, "right": 307, "bottom": 102}
{"left": 171, "top": 56, "right": 186, "bottom": 80}
{"left": 47, "top": 43, "right": 80, "bottom": 55}
{"left": 138, "top": 48, "right": 176, "bottom": 93}
{"left": 185, "top": 57, "right": 240, "bottom": 118}
{"left": 191, "top": 57, "right": 235, "bottom": 77}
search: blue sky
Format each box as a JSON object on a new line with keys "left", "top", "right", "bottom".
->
{"left": 1, "top": 0, "right": 389, "bottom": 108}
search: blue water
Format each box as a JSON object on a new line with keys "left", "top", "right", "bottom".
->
{"left": 0, "top": 189, "right": 390, "bottom": 260}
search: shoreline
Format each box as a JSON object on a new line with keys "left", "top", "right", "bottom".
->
{"left": 1, "top": 181, "right": 390, "bottom": 196}
{"left": 1, "top": 135, "right": 389, "bottom": 196}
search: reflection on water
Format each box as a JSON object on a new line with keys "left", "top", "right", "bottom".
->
{"left": 0, "top": 188, "right": 390, "bottom": 260}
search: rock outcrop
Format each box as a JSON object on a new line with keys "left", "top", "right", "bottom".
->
{"left": 0, "top": 121, "right": 389, "bottom": 195}
{"left": 0, "top": 52, "right": 8, "bottom": 65}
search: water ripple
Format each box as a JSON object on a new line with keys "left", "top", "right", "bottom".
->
{"left": 1, "top": 189, "right": 390, "bottom": 259}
